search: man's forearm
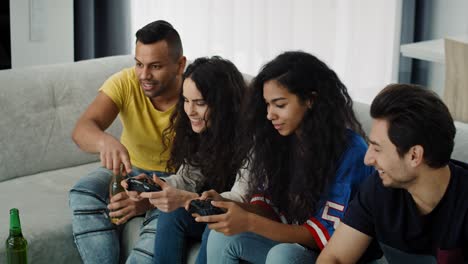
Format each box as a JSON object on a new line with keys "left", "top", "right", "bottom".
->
{"left": 72, "top": 119, "right": 110, "bottom": 153}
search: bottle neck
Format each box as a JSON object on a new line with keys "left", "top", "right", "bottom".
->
{"left": 9, "top": 209, "right": 23, "bottom": 236}
{"left": 114, "top": 164, "right": 126, "bottom": 181}
{"left": 9, "top": 228, "right": 23, "bottom": 237}
{"left": 113, "top": 171, "right": 123, "bottom": 182}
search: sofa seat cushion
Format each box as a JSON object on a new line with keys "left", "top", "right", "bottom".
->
{"left": 0, "top": 162, "right": 99, "bottom": 263}
{"left": 0, "top": 160, "right": 203, "bottom": 263}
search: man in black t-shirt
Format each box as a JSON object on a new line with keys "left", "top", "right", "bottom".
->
{"left": 317, "top": 84, "right": 468, "bottom": 264}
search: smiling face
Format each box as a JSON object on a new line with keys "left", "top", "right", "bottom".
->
{"left": 134, "top": 40, "right": 182, "bottom": 98}
{"left": 183, "top": 78, "right": 210, "bottom": 133}
{"left": 263, "top": 80, "right": 310, "bottom": 136}
{"left": 364, "top": 118, "right": 416, "bottom": 188}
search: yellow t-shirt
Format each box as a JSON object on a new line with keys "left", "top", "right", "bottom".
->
{"left": 99, "top": 67, "right": 175, "bottom": 172}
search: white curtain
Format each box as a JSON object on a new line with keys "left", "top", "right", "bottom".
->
{"left": 131, "top": 0, "right": 402, "bottom": 103}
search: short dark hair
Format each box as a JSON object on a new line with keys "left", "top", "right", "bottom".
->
{"left": 135, "top": 20, "right": 183, "bottom": 61}
{"left": 370, "top": 83, "right": 455, "bottom": 168}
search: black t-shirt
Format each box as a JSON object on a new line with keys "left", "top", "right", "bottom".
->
{"left": 344, "top": 160, "right": 468, "bottom": 264}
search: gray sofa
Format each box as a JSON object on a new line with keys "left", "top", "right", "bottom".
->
{"left": 1, "top": 55, "right": 468, "bottom": 263}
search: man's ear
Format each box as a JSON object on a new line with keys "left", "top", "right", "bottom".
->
{"left": 408, "top": 145, "right": 424, "bottom": 167}
{"left": 177, "top": 56, "right": 187, "bottom": 75}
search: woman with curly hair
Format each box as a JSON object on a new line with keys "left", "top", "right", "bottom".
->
{"left": 196, "top": 51, "right": 376, "bottom": 264}
{"left": 125, "top": 56, "right": 248, "bottom": 264}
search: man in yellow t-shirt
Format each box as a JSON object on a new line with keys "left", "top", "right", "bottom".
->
{"left": 69, "top": 20, "right": 186, "bottom": 264}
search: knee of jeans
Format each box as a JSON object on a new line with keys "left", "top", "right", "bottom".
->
{"left": 266, "top": 243, "right": 316, "bottom": 264}
{"left": 69, "top": 169, "right": 113, "bottom": 206}
{"left": 71, "top": 208, "right": 114, "bottom": 235}
{"left": 69, "top": 188, "right": 108, "bottom": 211}
{"left": 266, "top": 243, "right": 298, "bottom": 263}
{"left": 207, "top": 231, "right": 236, "bottom": 255}
{"left": 72, "top": 168, "right": 112, "bottom": 190}
{"left": 69, "top": 186, "right": 111, "bottom": 235}
{"left": 170, "top": 207, "right": 192, "bottom": 220}
{"left": 158, "top": 208, "right": 190, "bottom": 227}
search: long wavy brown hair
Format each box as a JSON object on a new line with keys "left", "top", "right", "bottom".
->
{"left": 163, "top": 56, "right": 247, "bottom": 192}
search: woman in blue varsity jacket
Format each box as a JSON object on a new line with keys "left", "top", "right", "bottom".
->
{"left": 193, "top": 51, "right": 379, "bottom": 264}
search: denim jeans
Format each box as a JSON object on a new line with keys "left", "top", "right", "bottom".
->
{"left": 153, "top": 207, "right": 207, "bottom": 264}
{"left": 195, "top": 227, "right": 211, "bottom": 264}
{"left": 207, "top": 231, "right": 318, "bottom": 264}
{"left": 69, "top": 166, "right": 168, "bottom": 264}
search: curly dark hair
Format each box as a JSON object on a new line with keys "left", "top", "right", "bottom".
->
{"left": 163, "top": 56, "right": 247, "bottom": 192}
{"left": 238, "top": 51, "right": 364, "bottom": 222}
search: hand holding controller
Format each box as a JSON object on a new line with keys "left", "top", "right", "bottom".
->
{"left": 188, "top": 199, "right": 224, "bottom": 216}
{"left": 126, "top": 177, "right": 162, "bottom": 192}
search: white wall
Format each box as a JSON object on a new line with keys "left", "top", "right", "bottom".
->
{"left": 10, "top": 0, "right": 73, "bottom": 68}
{"left": 131, "top": 0, "right": 402, "bottom": 104}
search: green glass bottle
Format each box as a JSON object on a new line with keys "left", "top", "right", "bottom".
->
{"left": 109, "top": 165, "right": 126, "bottom": 224}
{"left": 5, "top": 208, "right": 28, "bottom": 264}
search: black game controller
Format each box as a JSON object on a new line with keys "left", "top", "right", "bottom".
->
{"left": 188, "top": 199, "right": 224, "bottom": 216}
{"left": 126, "top": 177, "right": 162, "bottom": 192}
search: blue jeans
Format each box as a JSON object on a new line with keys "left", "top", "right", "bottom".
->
{"left": 153, "top": 207, "right": 208, "bottom": 264}
{"left": 207, "top": 231, "right": 318, "bottom": 264}
{"left": 196, "top": 226, "right": 211, "bottom": 264}
{"left": 69, "top": 166, "right": 168, "bottom": 264}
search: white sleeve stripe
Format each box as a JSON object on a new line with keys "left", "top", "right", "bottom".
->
{"left": 306, "top": 219, "right": 328, "bottom": 247}
{"left": 279, "top": 215, "right": 288, "bottom": 224}
{"left": 250, "top": 196, "right": 272, "bottom": 204}
{"left": 250, "top": 196, "right": 264, "bottom": 202}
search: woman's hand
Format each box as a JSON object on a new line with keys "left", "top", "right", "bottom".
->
{"left": 108, "top": 192, "right": 152, "bottom": 225}
{"left": 199, "top": 189, "right": 225, "bottom": 201}
{"left": 184, "top": 189, "right": 224, "bottom": 211}
{"left": 120, "top": 173, "right": 147, "bottom": 202}
{"left": 139, "top": 174, "right": 199, "bottom": 212}
{"left": 194, "top": 200, "right": 252, "bottom": 236}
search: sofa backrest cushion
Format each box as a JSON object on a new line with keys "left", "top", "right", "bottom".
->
{"left": 0, "top": 55, "right": 133, "bottom": 182}
{"left": 353, "top": 101, "right": 373, "bottom": 136}
{"left": 452, "top": 121, "right": 468, "bottom": 163}
{"left": 2, "top": 54, "right": 468, "bottom": 182}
